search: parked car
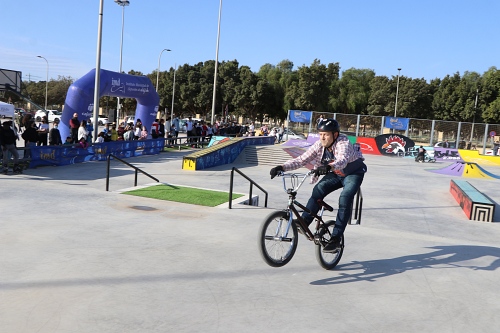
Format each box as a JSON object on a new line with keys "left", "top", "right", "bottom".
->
{"left": 90, "top": 115, "right": 109, "bottom": 126}
{"left": 35, "top": 109, "right": 62, "bottom": 123}
{"left": 282, "top": 128, "right": 306, "bottom": 140}
{"left": 434, "top": 140, "right": 466, "bottom": 149}
{"left": 124, "top": 116, "right": 135, "bottom": 124}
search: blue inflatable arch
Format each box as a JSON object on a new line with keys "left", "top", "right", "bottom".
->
{"left": 60, "top": 69, "right": 159, "bottom": 141}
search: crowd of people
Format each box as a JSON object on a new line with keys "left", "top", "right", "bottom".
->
{"left": 1, "top": 112, "right": 290, "bottom": 172}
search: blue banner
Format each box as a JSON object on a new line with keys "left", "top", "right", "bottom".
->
{"left": 385, "top": 117, "right": 409, "bottom": 130}
{"left": 29, "top": 139, "right": 165, "bottom": 168}
{"left": 289, "top": 110, "right": 312, "bottom": 123}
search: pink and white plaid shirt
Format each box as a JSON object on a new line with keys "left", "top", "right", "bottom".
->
{"left": 282, "top": 134, "right": 364, "bottom": 183}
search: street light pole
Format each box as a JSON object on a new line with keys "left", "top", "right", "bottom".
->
{"left": 115, "top": 0, "right": 129, "bottom": 125}
{"left": 470, "top": 88, "right": 479, "bottom": 143}
{"left": 171, "top": 63, "right": 176, "bottom": 122}
{"left": 156, "top": 48, "right": 171, "bottom": 92}
{"left": 394, "top": 68, "right": 401, "bottom": 118}
{"left": 211, "top": 0, "right": 222, "bottom": 125}
{"left": 37, "top": 55, "right": 49, "bottom": 110}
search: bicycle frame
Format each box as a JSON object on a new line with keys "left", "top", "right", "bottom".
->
{"left": 279, "top": 172, "right": 333, "bottom": 243}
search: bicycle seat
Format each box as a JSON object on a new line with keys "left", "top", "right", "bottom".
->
{"left": 317, "top": 199, "right": 334, "bottom": 212}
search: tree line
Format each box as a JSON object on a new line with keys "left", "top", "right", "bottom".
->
{"left": 9, "top": 59, "right": 500, "bottom": 123}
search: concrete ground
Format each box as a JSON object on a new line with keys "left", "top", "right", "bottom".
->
{"left": 2, "top": 150, "right": 500, "bottom": 333}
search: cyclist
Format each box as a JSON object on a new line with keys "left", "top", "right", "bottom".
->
{"left": 270, "top": 119, "right": 367, "bottom": 252}
{"left": 416, "top": 145, "right": 426, "bottom": 162}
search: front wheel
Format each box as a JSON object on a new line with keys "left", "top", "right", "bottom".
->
{"left": 315, "top": 221, "right": 344, "bottom": 270}
{"left": 258, "top": 211, "right": 298, "bottom": 267}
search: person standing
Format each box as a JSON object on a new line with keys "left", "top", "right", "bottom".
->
{"left": 186, "top": 116, "right": 194, "bottom": 143}
{"left": 134, "top": 122, "right": 141, "bottom": 140}
{"left": 1, "top": 121, "right": 20, "bottom": 173}
{"left": 21, "top": 120, "right": 38, "bottom": 158}
{"left": 69, "top": 113, "right": 80, "bottom": 143}
{"left": 316, "top": 114, "right": 324, "bottom": 126}
{"left": 78, "top": 120, "right": 89, "bottom": 142}
{"left": 248, "top": 122, "right": 255, "bottom": 136}
{"left": 37, "top": 117, "right": 49, "bottom": 146}
{"left": 278, "top": 124, "right": 285, "bottom": 143}
{"left": 49, "top": 120, "right": 63, "bottom": 145}
{"left": 151, "top": 119, "right": 159, "bottom": 138}
{"left": 158, "top": 119, "right": 166, "bottom": 138}
{"left": 86, "top": 119, "right": 94, "bottom": 143}
{"left": 172, "top": 115, "right": 180, "bottom": 138}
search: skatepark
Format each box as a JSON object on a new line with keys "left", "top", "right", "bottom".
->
{"left": 2, "top": 144, "right": 500, "bottom": 333}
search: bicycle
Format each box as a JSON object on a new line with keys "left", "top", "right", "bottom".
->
{"left": 258, "top": 170, "right": 349, "bottom": 270}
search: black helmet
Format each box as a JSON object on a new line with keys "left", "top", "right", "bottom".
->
{"left": 317, "top": 118, "right": 339, "bottom": 133}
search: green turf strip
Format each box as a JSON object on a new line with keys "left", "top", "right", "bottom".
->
{"left": 123, "top": 184, "right": 243, "bottom": 207}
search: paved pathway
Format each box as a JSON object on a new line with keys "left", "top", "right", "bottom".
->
{"left": 2, "top": 151, "right": 500, "bottom": 332}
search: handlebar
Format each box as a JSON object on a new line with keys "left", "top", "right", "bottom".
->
{"left": 276, "top": 170, "right": 315, "bottom": 194}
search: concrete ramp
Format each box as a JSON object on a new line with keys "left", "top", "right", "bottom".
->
{"left": 429, "top": 162, "right": 500, "bottom": 179}
{"left": 182, "top": 136, "right": 275, "bottom": 170}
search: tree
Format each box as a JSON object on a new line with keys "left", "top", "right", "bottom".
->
{"left": 333, "top": 68, "right": 374, "bottom": 114}
{"left": 367, "top": 76, "right": 392, "bottom": 116}
{"left": 294, "top": 59, "right": 332, "bottom": 111}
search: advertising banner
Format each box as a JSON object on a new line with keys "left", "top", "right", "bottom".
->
{"left": 289, "top": 110, "right": 312, "bottom": 123}
{"left": 29, "top": 138, "right": 165, "bottom": 168}
{"left": 375, "top": 134, "right": 415, "bottom": 156}
{"left": 385, "top": 117, "right": 409, "bottom": 130}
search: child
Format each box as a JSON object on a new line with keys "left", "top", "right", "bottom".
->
{"left": 95, "top": 132, "right": 105, "bottom": 143}
{"left": 75, "top": 137, "right": 89, "bottom": 149}
{"left": 64, "top": 136, "right": 73, "bottom": 145}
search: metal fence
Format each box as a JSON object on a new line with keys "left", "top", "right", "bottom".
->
{"left": 285, "top": 112, "right": 500, "bottom": 151}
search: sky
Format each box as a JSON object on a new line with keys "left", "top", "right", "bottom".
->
{"left": 1, "top": 0, "right": 499, "bottom": 85}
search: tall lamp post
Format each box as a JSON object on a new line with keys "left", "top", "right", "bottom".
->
{"left": 156, "top": 48, "right": 171, "bottom": 92}
{"left": 115, "top": 0, "right": 129, "bottom": 124}
{"left": 37, "top": 55, "right": 49, "bottom": 110}
{"left": 394, "top": 68, "right": 401, "bottom": 118}
{"left": 470, "top": 89, "right": 479, "bottom": 143}
{"left": 171, "top": 63, "right": 176, "bottom": 122}
{"left": 211, "top": 0, "right": 222, "bottom": 125}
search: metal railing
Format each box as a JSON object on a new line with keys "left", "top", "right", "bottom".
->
{"left": 348, "top": 188, "right": 363, "bottom": 225}
{"left": 228, "top": 167, "right": 268, "bottom": 209}
{"left": 106, "top": 153, "right": 159, "bottom": 191}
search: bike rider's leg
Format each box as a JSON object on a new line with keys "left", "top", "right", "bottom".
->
{"left": 323, "top": 173, "right": 364, "bottom": 252}
{"left": 301, "top": 172, "right": 343, "bottom": 226}
{"left": 333, "top": 173, "right": 364, "bottom": 237}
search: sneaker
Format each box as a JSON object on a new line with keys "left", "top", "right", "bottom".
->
{"left": 323, "top": 236, "right": 341, "bottom": 253}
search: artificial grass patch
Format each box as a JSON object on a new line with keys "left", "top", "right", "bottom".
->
{"left": 123, "top": 184, "right": 243, "bottom": 207}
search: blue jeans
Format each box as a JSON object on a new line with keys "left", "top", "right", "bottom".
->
{"left": 302, "top": 172, "right": 364, "bottom": 237}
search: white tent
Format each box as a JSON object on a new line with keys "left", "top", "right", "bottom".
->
{"left": 0, "top": 101, "right": 15, "bottom": 118}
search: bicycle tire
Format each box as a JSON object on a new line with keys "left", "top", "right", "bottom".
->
{"left": 258, "top": 210, "right": 298, "bottom": 267}
{"left": 315, "top": 220, "right": 344, "bottom": 270}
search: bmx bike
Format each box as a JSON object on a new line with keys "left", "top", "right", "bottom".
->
{"left": 258, "top": 170, "right": 347, "bottom": 270}
{"left": 415, "top": 153, "right": 435, "bottom": 163}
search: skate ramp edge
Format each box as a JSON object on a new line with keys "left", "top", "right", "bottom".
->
{"left": 182, "top": 136, "right": 275, "bottom": 170}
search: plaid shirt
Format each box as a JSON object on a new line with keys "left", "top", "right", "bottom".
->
{"left": 282, "top": 134, "right": 364, "bottom": 183}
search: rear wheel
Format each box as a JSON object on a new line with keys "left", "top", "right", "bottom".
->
{"left": 258, "top": 211, "right": 298, "bottom": 267}
{"left": 315, "top": 221, "right": 344, "bottom": 270}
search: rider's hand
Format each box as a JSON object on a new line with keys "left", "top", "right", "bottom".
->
{"left": 270, "top": 165, "right": 284, "bottom": 179}
{"left": 313, "top": 165, "right": 331, "bottom": 177}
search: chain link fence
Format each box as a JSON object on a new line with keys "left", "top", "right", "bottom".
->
{"left": 285, "top": 112, "right": 500, "bottom": 150}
